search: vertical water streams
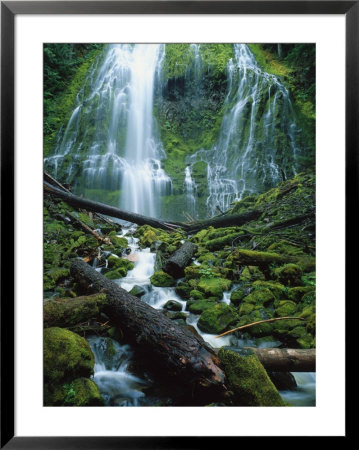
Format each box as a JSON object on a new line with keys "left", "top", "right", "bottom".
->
{"left": 187, "top": 44, "right": 301, "bottom": 216}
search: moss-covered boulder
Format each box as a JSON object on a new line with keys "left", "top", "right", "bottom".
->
{"left": 129, "top": 285, "right": 146, "bottom": 298}
{"left": 190, "top": 289, "right": 205, "bottom": 300}
{"left": 287, "top": 286, "right": 315, "bottom": 303}
{"left": 49, "top": 378, "right": 104, "bottom": 406}
{"left": 197, "top": 303, "right": 237, "bottom": 334}
{"left": 252, "top": 280, "right": 286, "bottom": 299}
{"left": 186, "top": 298, "right": 217, "bottom": 314}
{"left": 242, "top": 288, "right": 275, "bottom": 306}
{"left": 240, "top": 266, "right": 265, "bottom": 282}
{"left": 197, "top": 277, "right": 232, "bottom": 300}
{"left": 230, "top": 288, "right": 246, "bottom": 306}
{"left": 175, "top": 281, "right": 192, "bottom": 299}
{"left": 239, "top": 303, "right": 255, "bottom": 316}
{"left": 150, "top": 270, "right": 175, "bottom": 287}
{"left": 218, "top": 348, "right": 285, "bottom": 406}
{"left": 275, "top": 300, "right": 297, "bottom": 316}
{"left": 43, "top": 293, "right": 107, "bottom": 328}
{"left": 163, "top": 300, "right": 183, "bottom": 311}
{"left": 44, "top": 327, "right": 94, "bottom": 384}
{"left": 274, "top": 264, "right": 303, "bottom": 286}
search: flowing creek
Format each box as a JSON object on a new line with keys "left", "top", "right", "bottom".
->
{"left": 87, "top": 223, "right": 316, "bottom": 406}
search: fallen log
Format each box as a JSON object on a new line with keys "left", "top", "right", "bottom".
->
{"left": 70, "top": 260, "right": 227, "bottom": 404}
{"left": 44, "top": 181, "right": 180, "bottom": 232}
{"left": 183, "top": 210, "right": 263, "bottom": 233}
{"left": 251, "top": 347, "right": 315, "bottom": 372}
{"left": 163, "top": 241, "right": 197, "bottom": 278}
{"left": 44, "top": 178, "right": 262, "bottom": 233}
{"left": 214, "top": 347, "right": 315, "bottom": 372}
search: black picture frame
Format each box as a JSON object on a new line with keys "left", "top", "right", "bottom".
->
{"left": 1, "top": 1, "right": 353, "bottom": 447}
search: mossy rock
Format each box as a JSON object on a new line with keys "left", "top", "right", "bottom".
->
{"left": 242, "top": 288, "right": 275, "bottom": 306}
{"left": 43, "top": 293, "right": 107, "bottom": 328}
{"left": 197, "top": 277, "right": 232, "bottom": 300}
{"left": 186, "top": 298, "right": 216, "bottom": 315}
{"left": 175, "top": 282, "right": 192, "bottom": 299}
{"left": 252, "top": 281, "right": 286, "bottom": 300}
{"left": 218, "top": 348, "right": 285, "bottom": 406}
{"left": 44, "top": 327, "right": 94, "bottom": 384}
{"left": 197, "top": 303, "right": 237, "bottom": 334}
{"left": 297, "top": 333, "right": 315, "bottom": 349}
{"left": 184, "top": 265, "right": 202, "bottom": 280}
{"left": 274, "top": 264, "right": 303, "bottom": 286}
{"left": 240, "top": 266, "right": 265, "bottom": 282}
{"left": 239, "top": 303, "right": 255, "bottom": 316}
{"left": 49, "top": 378, "right": 104, "bottom": 406}
{"left": 230, "top": 288, "right": 246, "bottom": 306}
{"left": 190, "top": 289, "right": 205, "bottom": 300}
{"left": 163, "top": 300, "right": 183, "bottom": 311}
{"left": 129, "top": 285, "right": 146, "bottom": 298}
{"left": 267, "top": 240, "right": 305, "bottom": 256}
{"left": 150, "top": 270, "right": 175, "bottom": 287}
{"left": 108, "top": 235, "right": 128, "bottom": 250}
{"left": 107, "top": 256, "right": 134, "bottom": 272}
{"left": 275, "top": 300, "right": 297, "bottom": 316}
{"left": 287, "top": 286, "right": 314, "bottom": 303}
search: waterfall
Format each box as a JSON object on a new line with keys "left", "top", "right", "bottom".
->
{"left": 187, "top": 44, "right": 301, "bottom": 217}
{"left": 183, "top": 165, "right": 197, "bottom": 219}
{"left": 45, "top": 44, "right": 172, "bottom": 217}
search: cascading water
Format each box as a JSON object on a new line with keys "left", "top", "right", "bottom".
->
{"left": 45, "top": 44, "right": 172, "bottom": 217}
{"left": 187, "top": 44, "right": 302, "bottom": 216}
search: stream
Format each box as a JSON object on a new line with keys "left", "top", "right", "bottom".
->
{"left": 87, "top": 223, "right": 315, "bottom": 406}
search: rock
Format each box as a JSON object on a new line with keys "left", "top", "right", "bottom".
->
{"left": 268, "top": 372, "right": 297, "bottom": 391}
{"left": 274, "top": 264, "right": 303, "bottom": 286}
{"left": 275, "top": 300, "right": 297, "bottom": 316}
{"left": 163, "top": 300, "right": 183, "bottom": 311}
{"left": 175, "top": 282, "right": 192, "bottom": 299}
{"left": 49, "top": 378, "right": 104, "bottom": 406}
{"left": 129, "top": 285, "right": 146, "bottom": 298}
{"left": 44, "top": 327, "right": 94, "bottom": 384}
{"left": 242, "top": 288, "right": 275, "bottom": 306}
{"left": 197, "top": 277, "right": 232, "bottom": 300}
{"left": 186, "top": 299, "right": 216, "bottom": 315}
{"left": 230, "top": 288, "right": 246, "bottom": 306}
{"left": 197, "top": 303, "right": 237, "bottom": 334}
{"left": 218, "top": 348, "right": 285, "bottom": 406}
{"left": 150, "top": 270, "right": 175, "bottom": 287}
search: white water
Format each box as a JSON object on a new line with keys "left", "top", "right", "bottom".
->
{"left": 187, "top": 44, "right": 301, "bottom": 216}
{"left": 88, "top": 225, "right": 315, "bottom": 406}
{"left": 45, "top": 44, "right": 172, "bottom": 217}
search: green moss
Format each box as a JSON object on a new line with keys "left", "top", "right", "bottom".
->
{"left": 150, "top": 270, "right": 175, "bottom": 287}
{"left": 163, "top": 300, "right": 182, "bottom": 311}
{"left": 190, "top": 289, "right": 205, "bottom": 300}
{"left": 187, "top": 298, "right": 216, "bottom": 314}
{"left": 242, "top": 288, "right": 275, "bottom": 306}
{"left": 239, "top": 303, "right": 255, "bottom": 315}
{"left": 104, "top": 258, "right": 134, "bottom": 279}
{"left": 175, "top": 282, "right": 192, "bottom": 299}
{"left": 252, "top": 281, "right": 286, "bottom": 299}
{"left": 230, "top": 288, "right": 246, "bottom": 306}
{"left": 197, "top": 303, "right": 237, "bottom": 334}
{"left": 44, "top": 327, "right": 94, "bottom": 384}
{"left": 275, "top": 300, "right": 297, "bottom": 316}
{"left": 49, "top": 378, "right": 104, "bottom": 406}
{"left": 232, "top": 249, "right": 286, "bottom": 266}
{"left": 218, "top": 348, "right": 285, "bottom": 406}
{"left": 274, "top": 264, "right": 303, "bottom": 286}
{"left": 43, "top": 293, "right": 107, "bottom": 328}
{"left": 240, "top": 266, "right": 265, "bottom": 282}
{"left": 287, "top": 286, "right": 314, "bottom": 303}
{"left": 197, "top": 277, "right": 232, "bottom": 300}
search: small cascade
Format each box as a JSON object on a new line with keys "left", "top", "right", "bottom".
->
{"left": 87, "top": 336, "right": 148, "bottom": 406}
{"left": 187, "top": 44, "right": 302, "bottom": 217}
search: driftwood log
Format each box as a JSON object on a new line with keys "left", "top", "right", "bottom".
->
{"left": 163, "top": 241, "right": 197, "bottom": 278}
{"left": 70, "top": 260, "right": 227, "bottom": 404}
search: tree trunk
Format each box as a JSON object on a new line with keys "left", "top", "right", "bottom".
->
{"left": 44, "top": 178, "right": 262, "bottom": 233}
{"left": 215, "top": 347, "right": 315, "bottom": 372}
{"left": 183, "top": 210, "right": 263, "bottom": 233}
{"left": 70, "top": 260, "right": 227, "bottom": 404}
{"left": 44, "top": 181, "right": 181, "bottom": 232}
{"left": 163, "top": 241, "right": 197, "bottom": 278}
